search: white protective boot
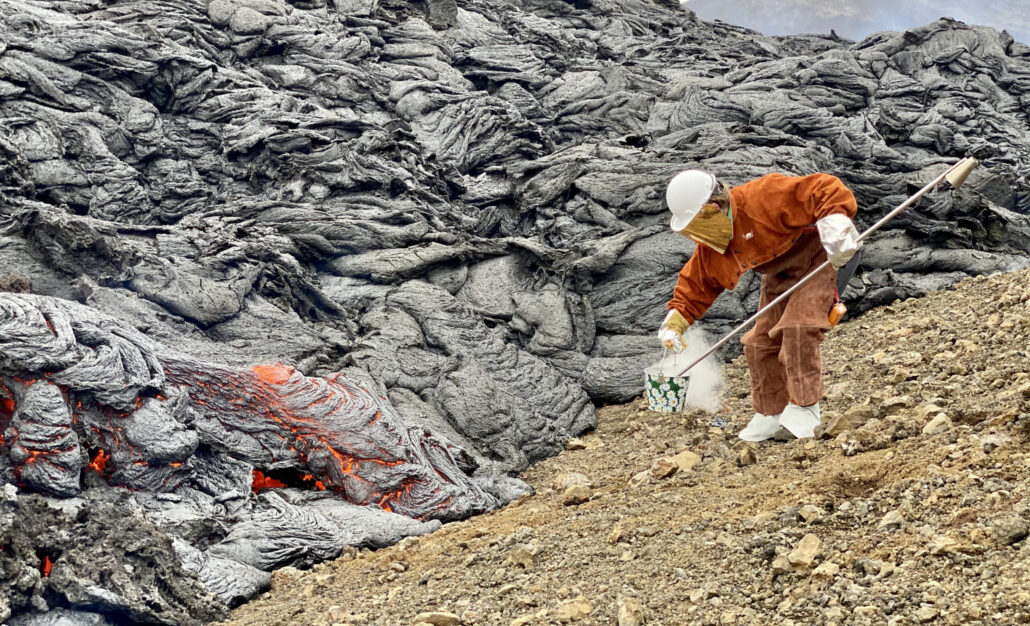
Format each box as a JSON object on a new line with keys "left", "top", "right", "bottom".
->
{"left": 776, "top": 403, "right": 821, "bottom": 439}
{"left": 738, "top": 412, "right": 781, "bottom": 442}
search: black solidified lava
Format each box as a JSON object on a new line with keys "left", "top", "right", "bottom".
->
{"left": 1, "top": 0, "right": 1030, "bottom": 622}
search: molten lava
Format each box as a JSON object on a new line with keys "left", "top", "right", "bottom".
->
{"left": 42, "top": 556, "right": 53, "bottom": 577}
{"left": 302, "top": 474, "right": 327, "bottom": 491}
{"left": 88, "top": 450, "right": 110, "bottom": 475}
{"left": 252, "top": 363, "right": 293, "bottom": 385}
{"left": 251, "top": 470, "right": 287, "bottom": 493}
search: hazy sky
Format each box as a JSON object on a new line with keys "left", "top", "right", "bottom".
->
{"left": 683, "top": 0, "right": 1030, "bottom": 45}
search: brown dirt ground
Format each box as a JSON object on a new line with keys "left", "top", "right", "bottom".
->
{"left": 223, "top": 268, "right": 1030, "bottom": 626}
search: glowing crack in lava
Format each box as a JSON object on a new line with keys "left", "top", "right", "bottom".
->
{"left": 0, "top": 294, "right": 497, "bottom": 521}
{"left": 165, "top": 360, "right": 493, "bottom": 519}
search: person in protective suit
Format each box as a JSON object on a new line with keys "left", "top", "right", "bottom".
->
{"left": 658, "top": 170, "right": 860, "bottom": 441}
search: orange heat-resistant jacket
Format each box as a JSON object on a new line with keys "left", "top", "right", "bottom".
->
{"left": 668, "top": 173, "right": 858, "bottom": 324}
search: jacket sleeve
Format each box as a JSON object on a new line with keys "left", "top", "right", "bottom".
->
{"left": 668, "top": 245, "right": 726, "bottom": 325}
{"left": 790, "top": 173, "right": 858, "bottom": 222}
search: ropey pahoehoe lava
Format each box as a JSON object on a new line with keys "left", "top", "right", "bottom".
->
{"left": 3, "top": 0, "right": 1030, "bottom": 623}
{"left": 0, "top": 293, "right": 495, "bottom": 623}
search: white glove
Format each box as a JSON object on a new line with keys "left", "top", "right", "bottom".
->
{"left": 816, "top": 214, "right": 860, "bottom": 270}
{"left": 658, "top": 309, "right": 689, "bottom": 353}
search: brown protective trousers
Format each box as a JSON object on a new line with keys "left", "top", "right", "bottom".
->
{"left": 740, "top": 232, "right": 836, "bottom": 416}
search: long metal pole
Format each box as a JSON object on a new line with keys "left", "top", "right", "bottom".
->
{"left": 673, "top": 157, "right": 976, "bottom": 377}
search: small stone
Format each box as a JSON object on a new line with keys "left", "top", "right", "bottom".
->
{"left": 608, "top": 524, "right": 626, "bottom": 544}
{"left": 982, "top": 434, "right": 1007, "bottom": 453}
{"left": 688, "top": 588, "right": 713, "bottom": 603}
{"left": 916, "top": 605, "right": 938, "bottom": 622}
{"left": 555, "top": 472, "right": 592, "bottom": 490}
{"left": 771, "top": 554, "right": 792, "bottom": 575}
{"left": 620, "top": 550, "right": 635, "bottom": 562}
{"left": 811, "top": 561, "right": 839, "bottom": 581}
{"left": 889, "top": 368, "right": 910, "bottom": 384}
{"left": 737, "top": 447, "right": 757, "bottom": 466}
{"left": 397, "top": 536, "right": 420, "bottom": 551}
{"left": 824, "top": 607, "right": 845, "bottom": 620}
{"left": 914, "top": 404, "right": 945, "bottom": 420}
{"left": 301, "top": 584, "right": 316, "bottom": 598}
{"left": 565, "top": 438, "right": 587, "bottom": 451}
{"left": 269, "top": 565, "right": 302, "bottom": 590}
{"left": 562, "top": 484, "right": 592, "bottom": 506}
{"left": 929, "top": 534, "right": 962, "bottom": 555}
{"left": 413, "top": 611, "right": 462, "bottom": 626}
{"left": 671, "top": 449, "right": 701, "bottom": 472}
{"left": 650, "top": 458, "right": 678, "bottom": 479}
{"left": 326, "top": 606, "right": 347, "bottom": 621}
{"left": 823, "top": 404, "right": 875, "bottom": 438}
{"left": 556, "top": 596, "right": 593, "bottom": 622}
{"left": 991, "top": 517, "right": 1030, "bottom": 545}
{"left": 616, "top": 595, "right": 645, "bottom": 626}
{"left": 747, "top": 511, "right": 773, "bottom": 528}
{"left": 879, "top": 510, "right": 905, "bottom": 529}
{"left": 229, "top": 6, "right": 269, "bottom": 34}
{"left": 799, "top": 505, "right": 823, "bottom": 523}
{"left": 630, "top": 470, "right": 652, "bottom": 486}
{"left": 881, "top": 395, "right": 915, "bottom": 414}
{"left": 508, "top": 545, "right": 538, "bottom": 568}
{"left": 207, "top": 0, "right": 236, "bottom": 25}
{"left": 786, "top": 534, "right": 822, "bottom": 570}
{"left": 922, "top": 413, "right": 952, "bottom": 435}
{"left": 843, "top": 404, "right": 875, "bottom": 424}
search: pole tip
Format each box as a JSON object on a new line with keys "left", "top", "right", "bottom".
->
{"left": 945, "top": 157, "right": 979, "bottom": 189}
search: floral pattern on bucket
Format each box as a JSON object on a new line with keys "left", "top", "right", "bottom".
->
{"left": 644, "top": 349, "right": 689, "bottom": 413}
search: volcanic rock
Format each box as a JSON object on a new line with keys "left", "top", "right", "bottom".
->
{"left": 736, "top": 447, "right": 757, "bottom": 466}
{"left": 799, "top": 505, "right": 824, "bottom": 523}
{"left": 650, "top": 458, "right": 679, "bottom": 480}
{"left": 555, "top": 596, "right": 594, "bottom": 623}
{"left": 670, "top": 450, "right": 702, "bottom": 472}
{"left": 561, "top": 484, "right": 592, "bottom": 506}
{"left": 787, "top": 534, "right": 822, "bottom": 570}
{"left": 991, "top": 517, "right": 1030, "bottom": 546}
{"left": 4, "top": 0, "right": 1030, "bottom": 622}
{"left": 412, "top": 611, "right": 462, "bottom": 626}
{"left": 923, "top": 413, "right": 953, "bottom": 435}
{"left": 616, "top": 595, "right": 645, "bottom": 626}
{"left": 879, "top": 510, "right": 905, "bottom": 530}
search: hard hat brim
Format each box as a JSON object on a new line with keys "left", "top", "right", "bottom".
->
{"left": 670, "top": 214, "right": 692, "bottom": 232}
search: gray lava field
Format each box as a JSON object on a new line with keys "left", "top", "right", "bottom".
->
{"left": 1, "top": 0, "right": 1030, "bottom": 623}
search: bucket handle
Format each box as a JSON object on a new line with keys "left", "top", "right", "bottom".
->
{"left": 658, "top": 348, "right": 669, "bottom": 383}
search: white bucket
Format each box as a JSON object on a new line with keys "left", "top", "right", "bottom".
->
{"left": 643, "top": 350, "right": 691, "bottom": 413}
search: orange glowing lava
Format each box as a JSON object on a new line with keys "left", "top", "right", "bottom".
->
{"left": 251, "top": 470, "right": 287, "bottom": 493}
{"left": 252, "top": 363, "right": 293, "bottom": 385}
{"left": 88, "top": 450, "right": 110, "bottom": 475}
{"left": 42, "top": 556, "right": 53, "bottom": 577}
{"left": 302, "top": 474, "right": 327, "bottom": 491}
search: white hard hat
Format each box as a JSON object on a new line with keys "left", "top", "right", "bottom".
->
{"left": 666, "top": 169, "right": 718, "bottom": 231}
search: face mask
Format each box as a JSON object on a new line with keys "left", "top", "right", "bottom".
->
{"left": 678, "top": 203, "right": 733, "bottom": 254}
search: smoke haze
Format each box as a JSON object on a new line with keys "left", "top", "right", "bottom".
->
{"left": 683, "top": 0, "right": 1030, "bottom": 45}
{"left": 651, "top": 326, "right": 727, "bottom": 413}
